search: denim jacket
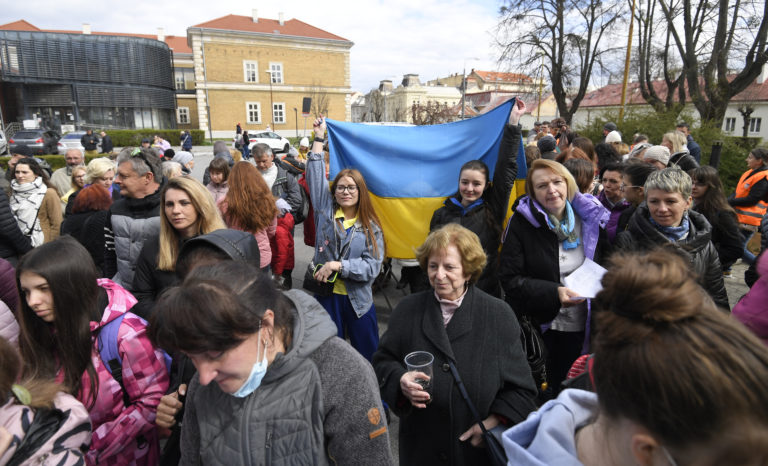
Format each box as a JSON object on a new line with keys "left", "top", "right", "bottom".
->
{"left": 306, "top": 151, "right": 384, "bottom": 317}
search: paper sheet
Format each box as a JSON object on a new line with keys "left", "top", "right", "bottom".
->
{"left": 562, "top": 258, "right": 608, "bottom": 299}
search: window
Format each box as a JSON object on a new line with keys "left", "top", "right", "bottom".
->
{"left": 175, "top": 75, "right": 185, "bottom": 90}
{"left": 725, "top": 117, "right": 736, "bottom": 132}
{"left": 273, "top": 103, "right": 285, "bottom": 124}
{"left": 243, "top": 61, "right": 259, "bottom": 83}
{"left": 246, "top": 102, "right": 261, "bottom": 124}
{"left": 177, "top": 107, "right": 189, "bottom": 124}
{"left": 269, "top": 62, "right": 283, "bottom": 84}
{"left": 750, "top": 117, "right": 762, "bottom": 133}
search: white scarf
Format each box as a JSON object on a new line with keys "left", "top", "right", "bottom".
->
{"left": 261, "top": 163, "right": 278, "bottom": 189}
{"left": 10, "top": 177, "right": 47, "bottom": 247}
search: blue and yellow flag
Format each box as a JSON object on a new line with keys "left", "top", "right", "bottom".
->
{"left": 326, "top": 99, "right": 526, "bottom": 259}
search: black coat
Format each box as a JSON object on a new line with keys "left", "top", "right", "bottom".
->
{"left": 60, "top": 209, "right": 109, "bottom": 275}
{"left": 429, "top": 124, "right": 521, "bottom": 296}
{"left": 372, "top": 286, "right": 537, "bottom": 466}
{"left": 100, "top": 134, "right": 114, "bottom": 153}
{"left": 131, "top": 235, "right": 180, "bottom": 320}
{"left": 693, "top": 207, "right": 743, "bottom": 270}
{"left": 0, "top": 189, "right": 32, "bottom": 265}
{"left": 669, "top": 151, "right": 699, "bottom": 171}
{"left": 614, "top": 204, "right": 730, "bottom": 309}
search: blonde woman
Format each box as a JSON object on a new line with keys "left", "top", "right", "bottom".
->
{"left": 132, "top": 176, "right": 226, "bottom": 319}
{"left": 662, "top": 130, "right": 699, "bottom": 171}
{"left": 66, "top": 157, "right": 119, "bottom": 215}
{"left": 60, "top": 165, "right": 87, "bottom": 209}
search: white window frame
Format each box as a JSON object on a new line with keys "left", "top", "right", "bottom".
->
{"left": 750, "top": 117, "right": 762, "bottom": 133}
{"left": 273, "top": 102, "right": 286, "bottom": 124}
{"left": 269, "top": 62, "right": 283, "bottom": 84}
{"left": 243, "top": 60, "right": 259, "bottom": 83}
{"left": 175, "top": 74, "right": 185, "bottom": 91}
{"left": 724, "top": 117, "right": 736, "bottom": 132}
{"left": 246, "top": 102, "right": 261, "bottom": 124}
{"left": 177, "top": 107, "right": 190, "bottom": 124}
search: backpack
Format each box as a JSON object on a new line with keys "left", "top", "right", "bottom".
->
{"left": 98, "top": 313, "right": 172, "bottom": 406}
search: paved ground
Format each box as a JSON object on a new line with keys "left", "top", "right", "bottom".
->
{"left": 186, "top": 145, "right": 752, "bottom": 463}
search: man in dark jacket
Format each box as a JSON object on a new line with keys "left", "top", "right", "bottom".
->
{"left": 677, "top": 122, "right": 701, "bottom": 163}
{"left": 80, "top": 129, "right": 99, "bottom": 155}
{"left": 99, "top": 131, "right": 114, "bottom": 154}
{"left": 0, "top": 189, "right": 32, "bottom": 266}
{"left": 104, "top": 148, "right": 163, "bottom": 290}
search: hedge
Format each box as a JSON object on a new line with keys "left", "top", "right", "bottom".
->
{"left": 98, "top": 129, "right": 206, "bottom": 147}
{"left": 0, "top": 154, "right": 108, "bottom": 172}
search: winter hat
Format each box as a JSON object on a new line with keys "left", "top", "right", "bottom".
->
{"left": 537, "top": 135, "right": 557, "bottom": 153}
{"left": 604, "top": 122, "right": 618, "bottom": 132}
{"left": 605, "top": 130, "right": 622, "bottom": 144}
{"left": 643, "top": 145, "right": 670, "bottom": 166}
{"left": 173, "top": 151, "right": 194, "bottom": 167}
{"left": 299, "top": 137, "right": 309, "bottom": 148}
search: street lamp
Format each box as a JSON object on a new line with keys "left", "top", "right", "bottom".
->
{"left": 265, "top": 70, "right": 275, "bottom": 129}
{"left": 293, "top": 108, "right": 298, "bottom": 138}
{"left": 461, "top": 57, "right": 480, "bottom": 120}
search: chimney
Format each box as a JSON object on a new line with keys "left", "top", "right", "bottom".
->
{"left": 252, "top": 9, "right": 258, "bottom": 23}
{"left": 278, "top": 12, "right": 284, "bottom": 26}
{"left": 402, "top": 74, "right": 420, "bottom": 87}
{"left": 157, "top": 27, "right": 165, "bottom": 42}
{"left": 82, "top": 23, "right": 91, "bottom": 35}
{"left": 379, "top": 80, "right": 393, "bottom": 92}
{"left": 758, "top": 62, "right": 768, "bottom": 84}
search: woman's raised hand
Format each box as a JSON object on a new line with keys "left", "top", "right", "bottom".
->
{"left": 313, "top": 116, "right": 326, "bottom": 138}
{"left": 509, "top": 98, "right": 526, "bottom": 126}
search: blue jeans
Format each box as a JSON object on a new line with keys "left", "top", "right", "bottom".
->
{"left": 740, "top": 228, "right": 757, "bottom": 266}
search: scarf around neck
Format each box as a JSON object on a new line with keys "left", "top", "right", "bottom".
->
{"left": 650, "top": 212, "right": 690, "bottom": 242}
{"left": 10, "top": 177, "right": 47, "bottom": 246}
{"left": 545, "top": 200, "right": 580, "bottom": 250}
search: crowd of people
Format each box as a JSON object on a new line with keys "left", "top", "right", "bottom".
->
{"left": 0, "top": 101, "right": 766, "bottom": 465}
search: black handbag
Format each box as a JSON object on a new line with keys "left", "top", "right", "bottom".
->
{"left": 518, "top": 313, "right": 549, "bottom": 394}
{"left": 447, "top": 361, "right": 508, "bottom": 466}
{"left": 303, "top": 261, "right": 335, "bottom": 296}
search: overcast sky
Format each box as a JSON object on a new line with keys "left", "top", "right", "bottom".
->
{"left": 1, "top": 0, "right": 505, "bottom": 92}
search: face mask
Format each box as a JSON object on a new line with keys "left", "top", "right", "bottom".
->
{"left": 231, "top": 327, "right": 269, "bottom": 398}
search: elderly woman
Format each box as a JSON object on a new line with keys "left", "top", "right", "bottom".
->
{"left": 373, "top": 223, "right": 537, "bottom": 466}
{"left": 615, "top": 168, "right": 729, "bottom": 308}
{"left": 149, "top": 261, "right": 393, "bottom": 465}
{"left": 662, "top": 130, "right": 699, "bottom": 171}
{"left": 65, "top": 157, "right": 120, "bottom": 215}
{"left": 728, "top": 147, "right": 768, "bottom": 267}
{"left": 499, "top": 159, "right": 609, "bottom": 394}
{"left": 503, "top": 250, "right": 768, "bottom": 465}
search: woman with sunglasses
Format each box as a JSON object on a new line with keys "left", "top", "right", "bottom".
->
{"left": 306, "top": 117, "right": 385, "bottom": 361}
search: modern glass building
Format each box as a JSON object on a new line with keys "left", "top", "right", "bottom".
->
{"left": 0, "top": 30, "right": 176, "bottom": 131}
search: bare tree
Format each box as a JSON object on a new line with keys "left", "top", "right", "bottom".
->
{"left": 657, "top": 0, "right": 768, "bottom": 127}
{"left": 496, "top": 0, "right": 624, "bottom": 124}
{"left": 367, "top": 90, "right": 386, "bottom": 122}
{"left": 411, "top": 101, "right": 454, "bottom": 125}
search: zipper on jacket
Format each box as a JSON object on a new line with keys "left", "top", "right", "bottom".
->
{"left": 265, "top": 428, "right": 273, "bottom": 464}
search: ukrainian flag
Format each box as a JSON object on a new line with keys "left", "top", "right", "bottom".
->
{"left": 326, "top": 99, "right": 526, "bottom": 259}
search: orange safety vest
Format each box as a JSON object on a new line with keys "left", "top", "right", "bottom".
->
{"left": 733, "top": 168, "right": 768, "bottom": 226}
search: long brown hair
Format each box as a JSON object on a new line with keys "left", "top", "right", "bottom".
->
{"left": 689, "top": 166, "right": 736, "bottom": 221}
{"left": 222, "top": 162, "right": 277, "bottom": 233}
{"left": 0, "top": 336, "right": 60, "bottom": 409}
{"left": 158, "top": 177, "right": 226, "bottom": 271}
{"left": 593, "top": 250, "right": 768, "bottom": 463}
{"left": 331, "top": 168, "right": 385, "bottom": 258}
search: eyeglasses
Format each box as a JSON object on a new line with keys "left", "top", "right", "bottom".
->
{"left": 620, "top": 183, "right": 642, "bottom": 192}
{"left": 336, "top": 185, "right": 357, "bottom": 193}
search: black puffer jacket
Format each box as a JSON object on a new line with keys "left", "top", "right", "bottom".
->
{"left": 669, "top": 151, "right": 699, "bottom": 171}
{"left": 61, "top": 209, "right": 109, "bottom": 275}
{"left": 429, "top": 124, "right": 521, "bottom": 296}
{"left": 0, "top": 189, "right": 32, "bottom": 265}
{"left": 614, "top": 205, "right": 729, "bottom": 309}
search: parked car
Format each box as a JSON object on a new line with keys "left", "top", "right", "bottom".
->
{"left": 8, "top": 129, "right": 61, "bottom": 155}
{"left": 0, "top": 130, "right": 7, "bottom": 155}
{"left": 248, "top": 131, "right": 291, "bottom": 154}
{"left": 58, "top": 131, "right": 86, "bottom": 152}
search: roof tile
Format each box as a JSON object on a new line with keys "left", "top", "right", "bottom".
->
{"left": 191, "top": 14, "right": 349, "bottom": 42}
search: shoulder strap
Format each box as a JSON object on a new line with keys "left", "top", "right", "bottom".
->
{"left": 97, "top": 314, "right": 130, "bottom": 406}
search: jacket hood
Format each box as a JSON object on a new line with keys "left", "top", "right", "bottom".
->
{"left": 514, "top": 192, "right": 609, "bottom": 230}
{"left": 263, "top": 290, "right": 338, "bottom": 382}
{"left": 123, "top": 182, "right": 163, "bottom": 211}
{"left": 627, "top": 203, "right": 712, "bottom": 251}
{"left": 502, "top": 389, "right": 597, "bottom": 465}
{"left": 93, "top": 278, "right": 137, "bottom": 329}
{"left": 178, "top": 228, "right": 261, "bottom": 269}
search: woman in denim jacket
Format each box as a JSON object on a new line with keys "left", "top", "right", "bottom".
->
{"left": 306, "top": 117, "right": 385, "bottom": 361}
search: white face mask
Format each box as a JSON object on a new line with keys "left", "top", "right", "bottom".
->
{"left": 231, "top": 328, "right": 268, "bottom": 398}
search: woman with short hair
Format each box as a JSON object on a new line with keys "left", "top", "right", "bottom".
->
{"left": 615, "top": 168, "right": 729, "bottom": 308}
{"left": 61, "top": 183, "right": 113, "bottom": 274}
{"left": 132, "top": 176, "right": 225, "bottom": 319}
{"left": 503, "top": 249, "right": 768, "bottom": 464}
{"left": 373, "top": 223, "right": 536, "bottom": 465}
{"left": 148, "top": 261, "right": 393, "bottom": 465}
{"left": 10, "top": 157, "right": 61, "bottom": 246}
{"left": 500, "top": 158, "right": 609, "bottom": 394}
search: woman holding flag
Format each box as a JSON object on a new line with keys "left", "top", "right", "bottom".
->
{"left": 306, "top": 117, "right": 385, "bottom": 361}
{"left": 429, "top": 98, "right": 526, "bottom": 297}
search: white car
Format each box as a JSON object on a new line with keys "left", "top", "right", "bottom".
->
{"left": 58, "top": 131, "right": 86, "bottom": 152}
{"left": 248, "top": 131, "right": 291, "bottom": 154}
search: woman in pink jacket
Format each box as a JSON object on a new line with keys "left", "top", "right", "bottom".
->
{"left": 0, "top": 335, "right": 92, "bottom": 464}
{"left": 15, "top": 236, "right": 170, "bottom": 465}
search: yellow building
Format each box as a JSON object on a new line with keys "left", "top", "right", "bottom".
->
{"left": 187, "top": 11, "right": 353, "bottom": 138}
